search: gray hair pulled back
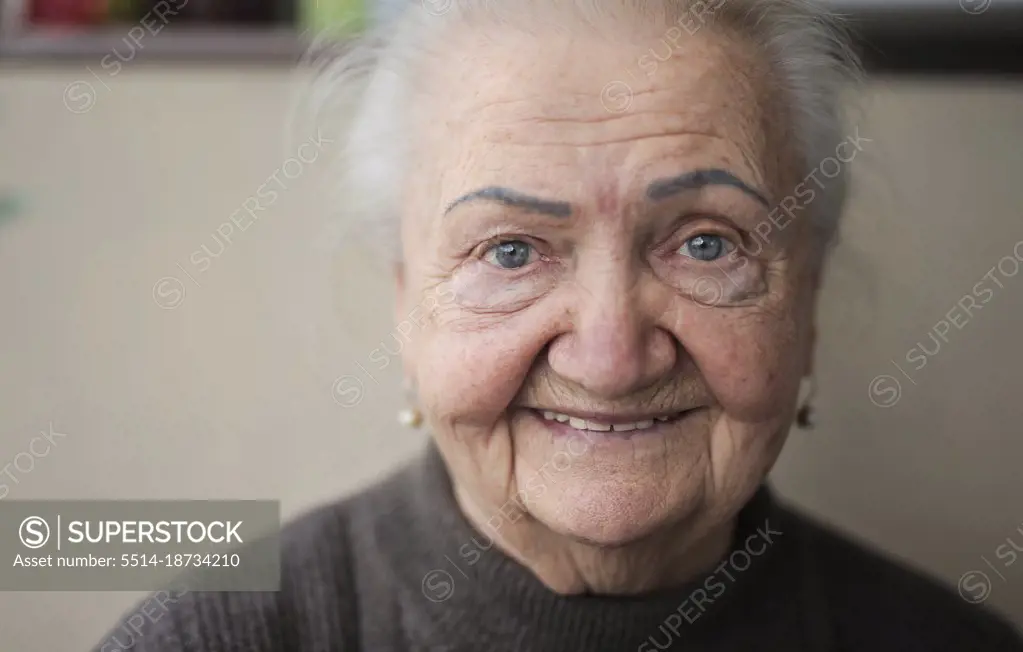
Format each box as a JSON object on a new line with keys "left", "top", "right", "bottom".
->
{"left": 296, "top": 0, "right": 862, "bottom": 262}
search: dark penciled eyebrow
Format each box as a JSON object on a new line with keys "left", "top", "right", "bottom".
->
{"left": 646, "top": 168, "right": 769, "bottom": 207}
{"left": 444, "top": 186, "right": 573, "bottom": 218}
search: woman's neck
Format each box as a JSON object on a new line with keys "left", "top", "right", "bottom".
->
{"left": 453, "top": 482, "right": 737, "bottom": 595}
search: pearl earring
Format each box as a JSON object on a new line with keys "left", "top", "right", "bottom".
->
{"left": 398, "top": 379, "right": 423, "bottom": 429}
{"left": 398, "top": 407, "right": 423, "bottom": 428}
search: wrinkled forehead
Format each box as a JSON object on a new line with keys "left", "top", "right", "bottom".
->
{"left": 403, "top": 20, "right": 792, "bottom": 219}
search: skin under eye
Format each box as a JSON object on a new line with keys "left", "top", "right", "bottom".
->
{"left": 483, "top": 240, "right": 536, "bottom": 269}
{"left": 678, "top": 234, "right": 734, "bottom": 262}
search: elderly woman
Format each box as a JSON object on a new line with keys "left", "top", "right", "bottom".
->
{"left": 97, "top": 0, "right": 1022, "bottom": 650}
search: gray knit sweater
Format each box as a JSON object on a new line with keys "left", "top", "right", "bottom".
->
{"left": 95, "top": 445, "right": 1023, "bottom": 651}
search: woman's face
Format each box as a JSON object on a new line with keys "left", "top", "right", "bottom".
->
{"left": 396, "top": 21, "right": 819, "bottom": 546}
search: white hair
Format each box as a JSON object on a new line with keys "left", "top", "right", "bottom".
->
{"left": 296, "top": 0, "right": 862, "bottom": 264}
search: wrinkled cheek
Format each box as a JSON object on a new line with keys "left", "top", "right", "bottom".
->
{"left": 393, "top": 278, "right": 464, "bottom": 367}
{"left": 408, "top": 263, "right": 561, "bottom": 429}
{"left": 683, "top": 319, "right": 803, "bottom": 423}
{"left": 413, "top": 328, "right": 538, "bottom": 432}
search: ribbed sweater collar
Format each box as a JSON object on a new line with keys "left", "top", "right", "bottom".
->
{"left": 372, "top": 443, "right": 822, "bottom": 651}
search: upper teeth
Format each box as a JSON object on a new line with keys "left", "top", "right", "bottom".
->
{"left": 541, "top": 411, "right": 674, "bottom": 432}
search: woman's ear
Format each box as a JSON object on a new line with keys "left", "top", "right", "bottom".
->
{"left": 393, "top": 262, "right": 418, "bottom": 375}
{"left": 803, "top": 250, "right": 826, "bottom": 378}
{"left": 393, "top": 262, "right": 405, "bottom": 318}
{"left": 803, "top": 323, "right": 816, "bottom": 377}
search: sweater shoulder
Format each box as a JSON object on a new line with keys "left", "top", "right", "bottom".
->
{"left": 92, "top": 498, "right": 361, "bottom": 652}
{"left": 787, "top": 507, "right": 1023, "bottom": 651}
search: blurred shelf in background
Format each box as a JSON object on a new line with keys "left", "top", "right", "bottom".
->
{"left": 0, "top": 0, "right": 362, "bottom": 62}
{"left": 831, "top": 0, "right": 1023, "bottom": 75}
{"left": 0, "top": 26, "right": 301, "bottom": 60}
{"left": 1, "top": 0, "right": 1022, "bottom": 74}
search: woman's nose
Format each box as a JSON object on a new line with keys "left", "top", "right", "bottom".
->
{"left": 546, "top": 267, "right": 678, "bottom": 401}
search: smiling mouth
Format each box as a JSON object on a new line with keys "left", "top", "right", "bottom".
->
{"left": 530, "top": 408, "right": 698, "bottom": 434}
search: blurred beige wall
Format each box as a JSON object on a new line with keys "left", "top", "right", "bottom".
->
{"left": 0, "top": 64, "right": 1021, "bottom": 649}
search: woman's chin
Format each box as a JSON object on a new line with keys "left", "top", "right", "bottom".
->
{"left": 524, "top": 480, "right": 702, "bottom": 547}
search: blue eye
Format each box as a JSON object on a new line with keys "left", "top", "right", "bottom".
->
{"left": 679, "top": 234, "right": 730, "bottom": 262}
{"left": 484, "top": 240, "right": 535, "bottom": 269}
